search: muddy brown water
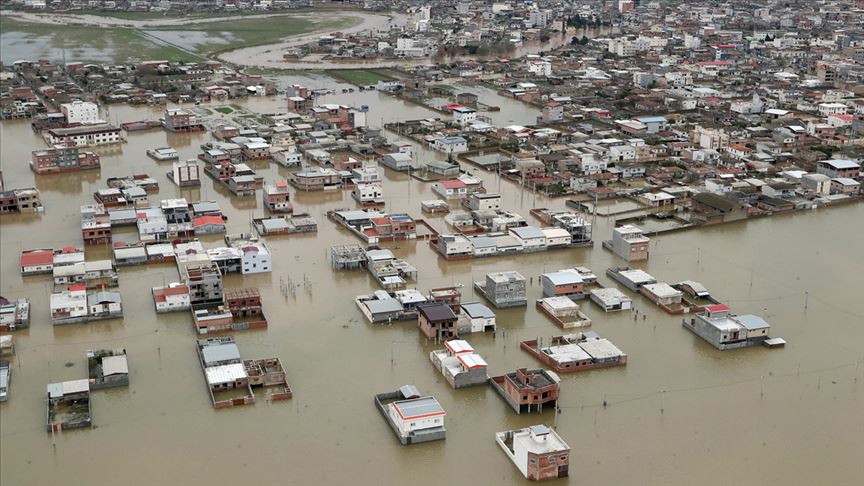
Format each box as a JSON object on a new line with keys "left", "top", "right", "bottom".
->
{"left": 1, "top": 86, "right": 863, "bottom": 486}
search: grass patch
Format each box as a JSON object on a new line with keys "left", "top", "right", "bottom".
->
{"left": 213, "top": 106, "right": 234, "bottom": 114}
{"left": 326, "top": 69, "right": 399, "bottom": 86}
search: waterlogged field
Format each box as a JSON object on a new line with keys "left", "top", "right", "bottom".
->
{"left": 0, "top": 13, "right": 359, "bottom": 63}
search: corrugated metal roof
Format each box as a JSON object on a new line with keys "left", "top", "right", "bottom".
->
{"left": 205, "top": 363, "right": 247, "bottom": 385}
{"left": 393, "top": 396, "right": 445, "bottom": 419}
{"left": 201, "top": 343, "right": 241, "bottom": 366}
{"left": 101, "top": 355, "right": 128, "bottom": 376}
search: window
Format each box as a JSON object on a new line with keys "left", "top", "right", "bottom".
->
{"left": 560, "top": 455, "right": 567, "bottom": 461}
{"left": 549, "top": 456, "right": 556, "bottom": 464}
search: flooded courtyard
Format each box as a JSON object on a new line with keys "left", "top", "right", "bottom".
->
{"left": 1, "top": 82, "right": 863, "bottom": 486}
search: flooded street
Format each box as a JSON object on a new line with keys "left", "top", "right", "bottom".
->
{"left": 1, "top": 84, "right": 863, "bottom": 486}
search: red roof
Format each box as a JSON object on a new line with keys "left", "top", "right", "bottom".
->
{"left": 193, "top": 215, "right": 224, "bottom": 227}
{"left": 706, "top": 304, "right": 729, "bottom": 313}
{"left": 68, "top": 284, "right": 86, "bottom": 292}
{"left": 153, "top": 285, "right": 189, "bottom": 302}
{"left": 441, "top": 179, "right": 467, "bottom": 190}
{"left": 20, "top": 250, "right": 53, "bottom": 267}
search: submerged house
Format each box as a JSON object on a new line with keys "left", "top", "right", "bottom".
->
{"left": 417, "top": 302, "right": 459, "bottom": 342}
{"left": 374, "top": 385, "right": 446, "bottom": 445}
{"left": 537, "top": 296, "right": 591, "bottom": 328}
{"left": 457, "top": 302, "right": 497, "bottom": 334}
{"left": 0, "top": 297, "right": 30, "bottom": 331}
{"left": 474, "top": 271, "right": 527, "bottom": 308}
{"left": 196, "top": 337, "right": 255, "bottom": 408}
{"left": 602, "top": 225, "right": 650, "bottom": 261}
{"left": 520, "top": 332, "right": 627, "bottom": 373}
{"left": 589, "top": 287, "right": 632, "bottom": 312}
{"left": 489, "top": 368, "right": 560, "bottom": 414}
{"left": 429, "top": 340, "right": 489, "bottom": 388}
{"left": 86, "top": 291, "right": 123, "bottom": 320}
{"left": 541, "top": 270, "right": 585, "bottom": 300}
{"left": 86, "top": 349, "right": 129, "bottom": 390}
{"left": 682, "top": 305, "right": 774, "bottom": 350}
{"left": 495, "top": 425, "right": 570, "bottom": 481}
{"left": 47, "top": 379, "right": 92, "bottom": 432}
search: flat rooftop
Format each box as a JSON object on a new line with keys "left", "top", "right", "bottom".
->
{"left": 392, "top": 396, "right": 445, "bottom": 420}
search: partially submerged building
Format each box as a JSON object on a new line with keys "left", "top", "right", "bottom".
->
{"left": 606, "top": 267, "right": 657, "bottom": 292}
{"left": 475, "top": 271, "right": 527, "bottom": 308}
{"left": 355, "top": 289, "right": 427, "bottom": 323}
{"left": 374, "top": 385, "right": 446, "bottom": 445}
{"left": 640, "top": 282, "right": 685, "bottom": 314}
{"left": 682, "top": 305, "right": 776, "bottom": 350}
{"left": 429, "top": 340, "right": 489, "bottom": 388}
{"left": 537, "top": 297, "right": 591, "bottom": 329}
{"left": 151, "top": 283, "right": 191, "bottom": 313}
{"left": 457, "top": 302, "right": 497, "bottom": 334}
{"left": 602, "top": 225, "right": 650, "bottom": 261}
{"left": 495, "top": 425, "right": 570, "bottom": 481}
{"left": 417, "top": 302, "right": 459, "bottom": 342}
{"left": 541, "top": 270, "right": 585, "bottom": 300}
{"left": 196, "top": 337, "right": 254, "bottom": 408}
{"left": 489, "top": 368, "right": 560, "bottom": 414}
{"left": 589, "top": 287, "right": 632, "bottom": 312}
{"left": 0, "top": 297, "right": 30, "bottom": 331}
{"left": 0, "top": 360, "right": 9, "bottom": 402}
{"left": 47, "top": 379, "right": 91, "bottom": 432}
{"left": 86, "top": 349, "right": 129, "bottom": 390}
{"left": 520, "top": 332, "right": 627, "bottom": 373}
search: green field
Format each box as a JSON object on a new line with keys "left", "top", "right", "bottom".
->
{"left": 326, "top": 69, "right": 400, "bottom": 86}
{"left": 0, "top": 13, "right": 361, "bottom": 63}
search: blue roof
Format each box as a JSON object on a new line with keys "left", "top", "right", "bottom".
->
{"left": 634, "top": 116, "right": 668, "bottom": 123}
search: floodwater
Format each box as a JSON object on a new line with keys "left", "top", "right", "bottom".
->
{"left": 1, "top": 83, "right": 863, "bottom": 486}
{"left": 0, "top": 32, "right": 118, "bottom": 64}
{"left": 142, "top": 30, "right": 237, "bottom": 48}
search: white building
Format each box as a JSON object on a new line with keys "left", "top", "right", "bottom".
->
{"left": 387, "top": 395, "right": 446, "bottom": 439}
{"left": 527, "top": 60, "right": 552, "bottom": 77}
{"left": 452, "top": 107, "right": 477, "bottom": 127}
{"left": 60, "top": 100, "right": 100, "bottom": 125}
{"left": 459, "top": 302, "right": 496, "bottom": 333}
{"left": 437, "top": 234, "right": 474, "bottom": 258}
{"left": 152, "top": 283, "right": 191, "bottom": 313}
{"left": 433, "top": 136, "right": 468, "bottom": 154}
{"left": 170, "top": 159, "right": 200, "bottom": 186}
{"left": 818, "top": 102, "right": 848, "bottom": 116}
{"left": 227, "top": 236, "right": 272, "bottom": 274}
{"left": 273, "top": 148, "right": 303, "bottom": 167}
{"left": 495, "top": 425, "right": 571, "bottom": 481}
{"left": 50, "top": 286, "right": 88, "bottom": 323}
{"left": 352, "top": 183, "right": 384, "bottom": 204}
